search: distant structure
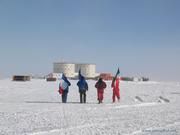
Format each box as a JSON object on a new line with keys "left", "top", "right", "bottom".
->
{"left": 132, "top": 77, "right": 149, "bottom": 82}
{"left": 54, "top": 63, "right": 75, "bottom": 78}
{"left": 121, "top": 76, "right": 149, "bottom": 82}
{"left": 45, "top": 73, "right": 62, "bottom": 81}
{"left": 13, "top": 75, "right": 31, "bottom": 81}
{"left": 53, "top": 62, "right": 98, "bottom": 78}
{"left": 53, "top": 62, "right": 149, "bottom": 81}
{"left": 46, "top": 78, "right": 56, "bottom": 81}
{"left": 99, "top": 73, "right": 113, "bottom": 80}
{"left": 75, "top": 63, "right": 96, "bottom": 78}
{"left": 31, "top": 74, "right": 45, "bottom": 79}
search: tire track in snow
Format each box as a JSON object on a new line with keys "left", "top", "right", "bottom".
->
{"left": 134, "top": 96, "right": 144, "bottom": 102}
{"left": 158, "top": 96, "right": 170, "bottom": 103}
{"left": 106, "top": 102, "right": 161, "bottom": 110}
{"left": 28, "top": 123, "right": 108, "bottom": 135}
{"left": 28, "top": 114, "right": 124, "bottom": 135}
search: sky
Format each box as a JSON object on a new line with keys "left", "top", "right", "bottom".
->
{"left": 0, "top": 0, "right": 180, "bottom": 81}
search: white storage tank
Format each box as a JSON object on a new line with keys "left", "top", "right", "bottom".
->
{"left": 53, "top": 63, "right": 75, "bottom": 78}
{"left": 76, "top": 63, "right": 96, "bottom": 78}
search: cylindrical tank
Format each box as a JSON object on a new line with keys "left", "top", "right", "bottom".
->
{"left": 53, "top": 63, "right": 75, "bottom": 78}
{"left": 75, "top": 64, "right": 96, "bottom": 78}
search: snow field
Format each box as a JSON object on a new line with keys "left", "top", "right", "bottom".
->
{"left": 0, "top": 79, "right": 180, "bottom": 135}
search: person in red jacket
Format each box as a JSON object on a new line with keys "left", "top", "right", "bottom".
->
{"left": 111, "top": 77, "right": 121, "bottom": 103}
{"left": 95, "top": 78, "right": 107, "bottom": 104}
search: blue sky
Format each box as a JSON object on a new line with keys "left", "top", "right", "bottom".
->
{"left": 0, "top": 0, "right": 180, "bottom": 81}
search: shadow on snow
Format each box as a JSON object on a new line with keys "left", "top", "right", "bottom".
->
{"left": 25, "top": 101, "right": 98, "bottom": 104}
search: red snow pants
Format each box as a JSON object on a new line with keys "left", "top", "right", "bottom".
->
{"left": 112, "top": 89, "right": 120, "bottom": 102}
{"left": 97, "top": 89, "right": 104, "bottom": 102}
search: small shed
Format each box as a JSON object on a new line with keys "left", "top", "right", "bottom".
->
{"left": 13, "top": 75, "right": 31, "bottom": 81}
{"left": 46, "top": 78, "right": 57, "bottom": 81}
{"left": 45, "top": 73, "right": 61, "bottom": 81}
{"left": 99, "top": 73, "right": 113, "bottom": 80}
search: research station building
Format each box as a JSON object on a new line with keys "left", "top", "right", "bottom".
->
{"left": 53, "top": 62, "right": 98, "bottom": 78}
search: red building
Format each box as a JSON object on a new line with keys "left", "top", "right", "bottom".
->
{"left": 99, "top": 73, "right": 113, "bottom": 80}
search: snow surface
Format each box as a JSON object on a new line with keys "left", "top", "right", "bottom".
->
{"left": 0, "top": 79, "right": 180, "bottom": 135}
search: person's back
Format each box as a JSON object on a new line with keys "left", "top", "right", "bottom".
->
{"left": 59, "top": 74, "right": 71, "bottom": 103}
{"left": 111, "top": 77, "right": 120, "bottom": 102}
{"left": 95, "top": 79, "right": 106, "bottom": 91}
{"left": 95, "top": 78, "right": 106, "bottom": 104}
{"left": 112, "top": 78, "right": 120, "bottom": 91}
{"left": 77, "top": 76, "right": 88, "bottom": 103}
{"left": 77, "top": 77, "right": 88, "bottom": 92}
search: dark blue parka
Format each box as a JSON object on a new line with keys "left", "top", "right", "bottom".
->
{"left": 77, "top": 76, "right": 88, "bottom": 92}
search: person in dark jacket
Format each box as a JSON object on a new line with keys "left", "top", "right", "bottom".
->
{"left": 59, "top": 73, "right": 71, "bottom": 103}
{"left": 95, "top": 78, "right": 107, "bottom": 104}
{"left": 77, "top": 76, "right": 88, "bottom": 103}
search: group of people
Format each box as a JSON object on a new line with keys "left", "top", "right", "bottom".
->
{"left": 58, "top": 73, "right": 121, "bottom": 104}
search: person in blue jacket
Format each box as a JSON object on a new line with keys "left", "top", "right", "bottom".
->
{"left": 59, "top": 73, "right": 71, "bottom": 103}
{"left": 77, "top": 75, "right": 88, "bottom": 103}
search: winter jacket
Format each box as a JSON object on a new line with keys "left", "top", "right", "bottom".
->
{"left": 95, "top": 78, "right": 107, "bottom": 92}
{"left": 111, "top": 77, "right": 120, "bottom": 91}
{"left": 77, "top": 76, "right": 88, "bottom": 92}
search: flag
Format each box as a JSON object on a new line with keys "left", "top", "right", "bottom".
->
{"left": 78, "top": 69, "right": 83, "bottom": 79}
{"left": 115, "top": 68, "right": 120, "bottom": 78}
{"left": 112, "top": 68, "right": 120, "bottom": 86}
{"left": 62, "top": 73, "right": 66, "bottom": 81}
{"left": 61, "top": 73, "right": 71, "bottom": 86}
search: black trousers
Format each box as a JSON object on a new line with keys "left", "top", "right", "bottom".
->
{"left": 80, "top": 91, "right": 86, "bottom": 103}
{"left": 62, "top": 91, "right": 68, "bottom": 103}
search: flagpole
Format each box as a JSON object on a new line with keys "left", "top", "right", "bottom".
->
{"left": 112, "top": 68, "right": 120, "bottom": 85}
